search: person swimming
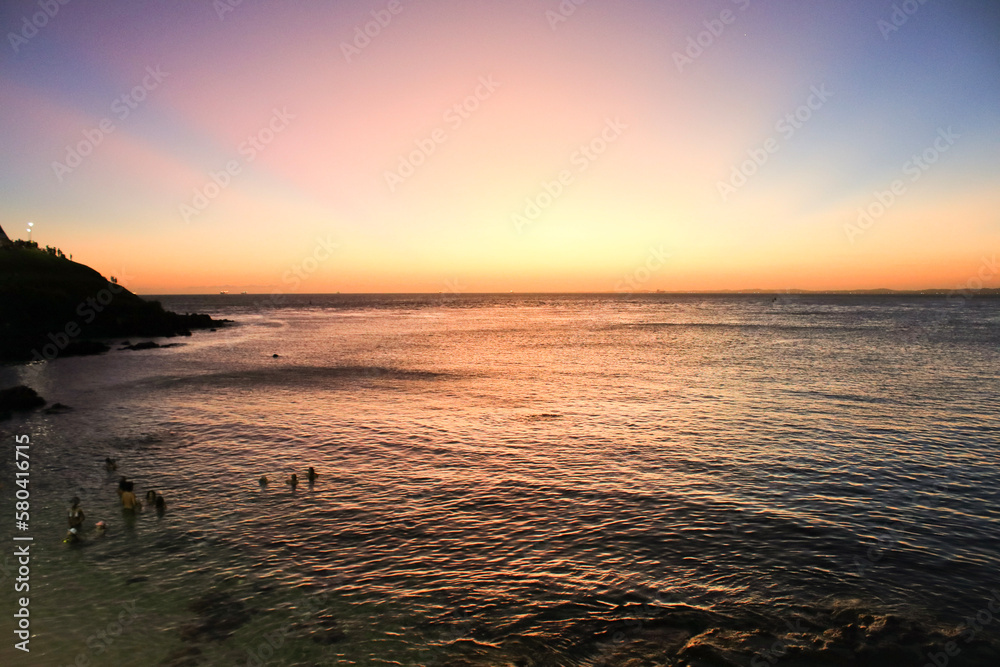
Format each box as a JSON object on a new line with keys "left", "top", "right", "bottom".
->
{"left": 68, "top": 497, "right": 85, "bottom": 530}
{"left": 120, "top": 482, "right": 141, "bottom": 511}
{"left": 259, "top": 475, "right": 269, "bottom": 488}
{"left": 286, "top": 473, "right": 298, "bottom": 489}
{"left": 63, "top": 527, "right": 80, "bottom": 543}
{"left": 154, "top": 495, "right": 166, "bottom": 516}
{"left": 146, "top": 490, "right": 157, "bottom": 506}
{"left": 105, "top": 457, "right": 117, "bottom": 471}
{"left": 307, "top": 467, "right": 318, "bottom": 484}
{"left": 95, "top": 521, "right": 107, "bottom": 536}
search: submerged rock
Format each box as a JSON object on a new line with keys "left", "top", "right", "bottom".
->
{"left": 123, "top": 341, "right": 161, "bottom": 351}
{"left": 122, "top": 341, "right": 184, "bottom": 351}
{"left": 580, "top": 605, "right": 1000, "bottom": 667}
{"left": 181, "top": 591, "right": 252, "bottom": 642}
{"left": 305, "top": 612, "right": 346, "bottom": 644}
{"left": 61, "top": 340, "right": 111, "bottom": 357}
{"left": 0, "top": 385, "right": 46, "bottom": 416}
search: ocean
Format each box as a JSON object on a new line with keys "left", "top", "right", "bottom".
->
{"left": 2, "top": 293, "right": 999, "bottom": 666}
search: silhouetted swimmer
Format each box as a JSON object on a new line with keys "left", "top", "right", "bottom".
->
{"left": 307, "top": 467, "right": 318, "bottom": 485}
{"left": 259, "top": 475, "right": 269, "bottom": 488}
{"left": 68, "top": 497, "right": 85, "bottom": 530}
{"left": 286, "top": 474, "right": 298, "bottom": 490}
{"left": 63, "top": 527, "right": 80, "bottom": 544}
{"left": 146, "top": 490, "right": 157, "bottom": 506}
{"left": 105, "top": 457, "right": 117, "bottom": 471}
{"left": 120, "top": 482, "right": 141, "bottom": 511}
{"left": 154, "top": 495, "right": 166, "bottom": 516}
{"left": 95, "top": 521, "right": 107, "bottom": 536}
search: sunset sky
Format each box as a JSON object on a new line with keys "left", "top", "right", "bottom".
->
{"left": 1, "top": 0, "right": 998, "bottom": 293}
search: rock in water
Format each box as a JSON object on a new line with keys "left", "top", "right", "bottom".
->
{"left": 0, "top": 385, "right": 46, "bottom": 416}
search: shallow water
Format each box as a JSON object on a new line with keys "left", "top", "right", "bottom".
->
{"left": 2, "top": 294, "right": 999, "bottom": 666}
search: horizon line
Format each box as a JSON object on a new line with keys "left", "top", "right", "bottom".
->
{"left": 137, "top": 289, "right": 1000, "bottom": 297}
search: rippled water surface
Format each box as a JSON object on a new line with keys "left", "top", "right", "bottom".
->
{"left": 2, "top": 294, "right": 999, "bottom": 666}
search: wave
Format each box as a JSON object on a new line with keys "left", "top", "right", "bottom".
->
{"left": 146, "top": 365, "right": 450, "bottom": 389}
{"left": 625, "top": 322, "right": 878, "bottom": 332}
{"left": 783, "top": 389, "right": 891, "bottom": 404}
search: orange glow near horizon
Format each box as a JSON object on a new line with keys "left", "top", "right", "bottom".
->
{"left": 2, "top": 0, "right": 997, "bottom": 293}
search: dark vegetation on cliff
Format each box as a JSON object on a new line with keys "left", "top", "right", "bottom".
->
{"left": 0, "top": 237, "right": 226, "bottom": 363}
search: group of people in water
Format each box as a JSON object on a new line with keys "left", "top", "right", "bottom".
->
{"left": 63, "top": 457, "right": 168, "bottom": 543}
{"left": 64, "top": 459, "right": 319, "bottom": 542}
{"left": 259, "top": 466, "right": 318, "bottom": 490}
{"left": 118, "top": 478, "right": 167, "bottom": 514}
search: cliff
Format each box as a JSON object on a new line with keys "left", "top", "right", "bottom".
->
{"left": 0, "top": 242, "right": 225, "bottom": 363}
